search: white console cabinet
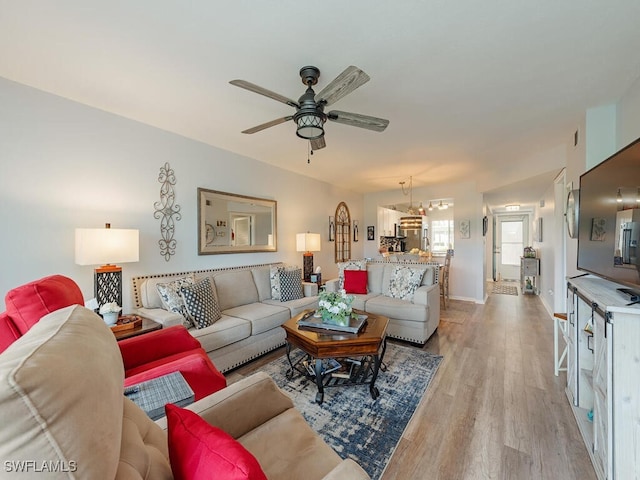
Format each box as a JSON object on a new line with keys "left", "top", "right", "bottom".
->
{"left": 565, "top": 275, "right": 640, "bottom": 479}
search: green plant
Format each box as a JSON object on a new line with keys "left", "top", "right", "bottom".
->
{"left": 317, "top": 290, "right": 355, "bottom": 325}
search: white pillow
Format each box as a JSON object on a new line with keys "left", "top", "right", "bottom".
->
{"left": 387, "top": 265, "right": 426, "bottom": 301}
{"left": 269, "top": 265, "right": 284, "bottom": 300}
{"left": 156, "top": 275, "right": 196, "bottom": 328}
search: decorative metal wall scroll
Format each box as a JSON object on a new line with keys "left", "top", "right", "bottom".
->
{"left": 154, "top": 162, "right": 181, "bottom": 261}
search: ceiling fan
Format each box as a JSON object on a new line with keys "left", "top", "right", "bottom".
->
{"left": 229, "top": 65, "right": 389, "bottom": 150}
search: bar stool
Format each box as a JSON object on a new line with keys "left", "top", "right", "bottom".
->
{"left": 440, "top": 254, "right": 451, "bottom": 310}
{"left": 553, "top": 312, "right": 568, "bottom": 376}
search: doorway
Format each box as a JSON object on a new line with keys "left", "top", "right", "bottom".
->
{"left": 494, "top": 215, "right": 528, "bottom": 281}
{"left": 231, "top": 215, "right": 253, "bottom": 246}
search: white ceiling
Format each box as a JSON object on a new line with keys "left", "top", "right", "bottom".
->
{"left": 2, "top": 1, "right": 640, "bottom": 211}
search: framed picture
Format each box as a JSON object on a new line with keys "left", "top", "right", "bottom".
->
{"left": 459, "top": 220, "right": 470, "bottom": 239}
{"left": 591, "top": 217, "right": 606, "bottom": 241}
{"left": 367, "top": 225, "right": 375, "bottom": 241}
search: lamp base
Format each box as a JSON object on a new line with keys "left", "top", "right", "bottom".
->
{"left": 95, "top": 265, "right": 123, "bottom": 308}
{"left": 302, "top": 253, "right": 314, "bottom": 282}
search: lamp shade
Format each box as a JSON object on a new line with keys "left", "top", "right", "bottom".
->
{"left": 296, "top": 233, "right": 321, "bottom": 253}
{"left": 295, "top": 113, "right": 324, "bottom": 140}
{"left": 75, "top": 227, "right": 139, "bottom": 266}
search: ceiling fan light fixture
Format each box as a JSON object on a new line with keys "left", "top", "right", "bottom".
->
{"left": 295, "top": 111, "right": 325, "bottom": 140}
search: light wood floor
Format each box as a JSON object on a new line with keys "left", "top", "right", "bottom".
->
{"left": 229, "top": 288, "right": 596, "bottom": 480}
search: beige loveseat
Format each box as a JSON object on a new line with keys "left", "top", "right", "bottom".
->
{"left": 325, "top": 260, "right": 440, "bottom": 345}
{"left": 133, "top": 263, "right": 318, "bottom": 372}
{"left": 0, "top": 305, "right": 369, "bottom": 479}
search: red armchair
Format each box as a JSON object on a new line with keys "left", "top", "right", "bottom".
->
{"left": 119, "top": 325, "right": 226, "bottom": 400}
{"left": 0, "top": 275, "right": 226, "bottom": 400}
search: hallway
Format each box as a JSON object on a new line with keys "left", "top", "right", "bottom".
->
{"left": 381, "top": 293, "right": 595, "bottom": 479}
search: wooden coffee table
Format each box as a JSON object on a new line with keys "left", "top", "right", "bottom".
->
{"left": 282, "top": 310, "right": 388, "bottom": 404}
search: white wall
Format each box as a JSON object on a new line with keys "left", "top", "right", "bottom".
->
{"left": 585, "top": 104, "right": 617, "bottom": 169}
{"left": 0, "top": 77, "right": 363, "bottom": 310}
{"left": 533, "top": 182, "right": 558, "bottom": 313}
{"left": 617, "top": 75, "right": 640, "bottom": 149}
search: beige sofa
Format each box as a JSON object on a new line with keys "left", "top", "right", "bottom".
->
{"left": 325, "top": 260, "right": 440, "bottom": 345}
{"left": 133, "top": 263, "right": 318, "bottom": 372}
{"left": 0, "top": 304, "right": 369, "bottom": 479}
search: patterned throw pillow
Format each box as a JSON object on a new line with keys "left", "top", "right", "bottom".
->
{"left": 156, "top": 276, "right": 195, "bottom": 328}
{"left": 179, "top": 277, "right": 222, "bottom": 329}
{"left": 337, "top": 260, "right": 367, "bottom": 290}
{"left": 387, "top": 265, "right": 426, "bottom": 301}
{"left": 269, "top": 265, "right": 284, "bottom": 300}
{"left": 278, "top": 268, "right": 303, "bottom": 302}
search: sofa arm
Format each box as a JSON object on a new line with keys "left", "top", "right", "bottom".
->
{"left": 136, "top": 307, "right": 183, "bottom": 328}
{"left": 118, "top": 325, "right": 202, "bottom": 370}
{"left": 324, "top": 278, "right": 340, "bottom": 293}
{"left": 321, "top": 459, "right": 370, "bottom": 480}
{"left": 412, "top": 283, "right": 438, "bottom": 306}
{"left": 303, "top": 281, "right": 319, "bottom": 297}
{"left": 156, "top": 372, "right": 293, "bottom": 439}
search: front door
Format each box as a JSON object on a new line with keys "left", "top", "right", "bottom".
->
{"left": 495, "top": 215, "right": 528, "bottom": 281}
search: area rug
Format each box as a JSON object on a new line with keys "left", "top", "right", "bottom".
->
{"left": 259, "top": 343, "right": 442, "bottom": 479}
{"left": 492, "top": 283, "right": 519, "bottom": 295}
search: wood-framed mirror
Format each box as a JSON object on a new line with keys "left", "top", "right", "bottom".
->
{"left": 198, "top": 188, "right": 277, "bottom": 254}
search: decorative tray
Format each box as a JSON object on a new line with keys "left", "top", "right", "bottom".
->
{"left": 298, "top": 311, "right": 367, "bottom": 334}
{"left": 110, "top": 315, "right": 142, "bottom": 332}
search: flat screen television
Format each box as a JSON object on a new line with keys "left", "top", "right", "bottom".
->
{"left": 577, "top": 136, "right": 640, "bottom": 299}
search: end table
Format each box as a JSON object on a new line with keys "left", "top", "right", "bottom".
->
{"left": 112, "top": 315, "right": 162, "bottom": 341}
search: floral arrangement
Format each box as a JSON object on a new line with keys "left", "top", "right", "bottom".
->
{"left": 99, "top": 302, "right": 122, "bottom": 315}
{"left": 316, "top": 289, "right": 355, "bottom": 326}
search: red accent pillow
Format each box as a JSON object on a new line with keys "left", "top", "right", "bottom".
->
{"left": 344, "top": 269, "right": 368, "bottom": 294}
{"left": 165, "top": 403, "right": 267, "bottom": 480}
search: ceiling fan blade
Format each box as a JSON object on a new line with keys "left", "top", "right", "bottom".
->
{"left": 327, "top": 110, "right": 389, "bottom": 132}
{"left": 314, "top": 66, "right": 370, "bottom": 107}
{"left": 230, "top": 80, "right": 299, "bottom": 108}
{"left": 241, "top": 116, "right": 293, "bottom": 134}
{"left": 310, "top": 136, "right": 326, "bottom": 150}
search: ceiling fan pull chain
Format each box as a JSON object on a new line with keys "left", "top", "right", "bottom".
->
{"left": 308, "top": 140, "right": 312, "bottom": 163}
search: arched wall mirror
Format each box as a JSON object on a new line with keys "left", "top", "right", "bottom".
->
{"left": 335, "top": 202, "right": 351, "bottom": 263}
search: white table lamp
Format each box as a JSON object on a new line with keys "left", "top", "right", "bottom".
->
{"left": 75, "top": 223, "right": 139, "bottom": 309}
{"left": 296, "top": 233, "right": 321, "bottom": 282}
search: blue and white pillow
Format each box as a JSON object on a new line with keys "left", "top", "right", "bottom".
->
{"left": 179, "top": 277, "right": 221, "bottom": 329}
{"left": 387, "top": 266, "right": 426, "bottom": 301}
{"left": 279, "top": 268, "right": 303, "bottom": 302}
{"left": 269, "top": 265, "right": 284, "bottom": 300}
{"left": 156, "top": 275, "right": 196, "bottom": 328}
